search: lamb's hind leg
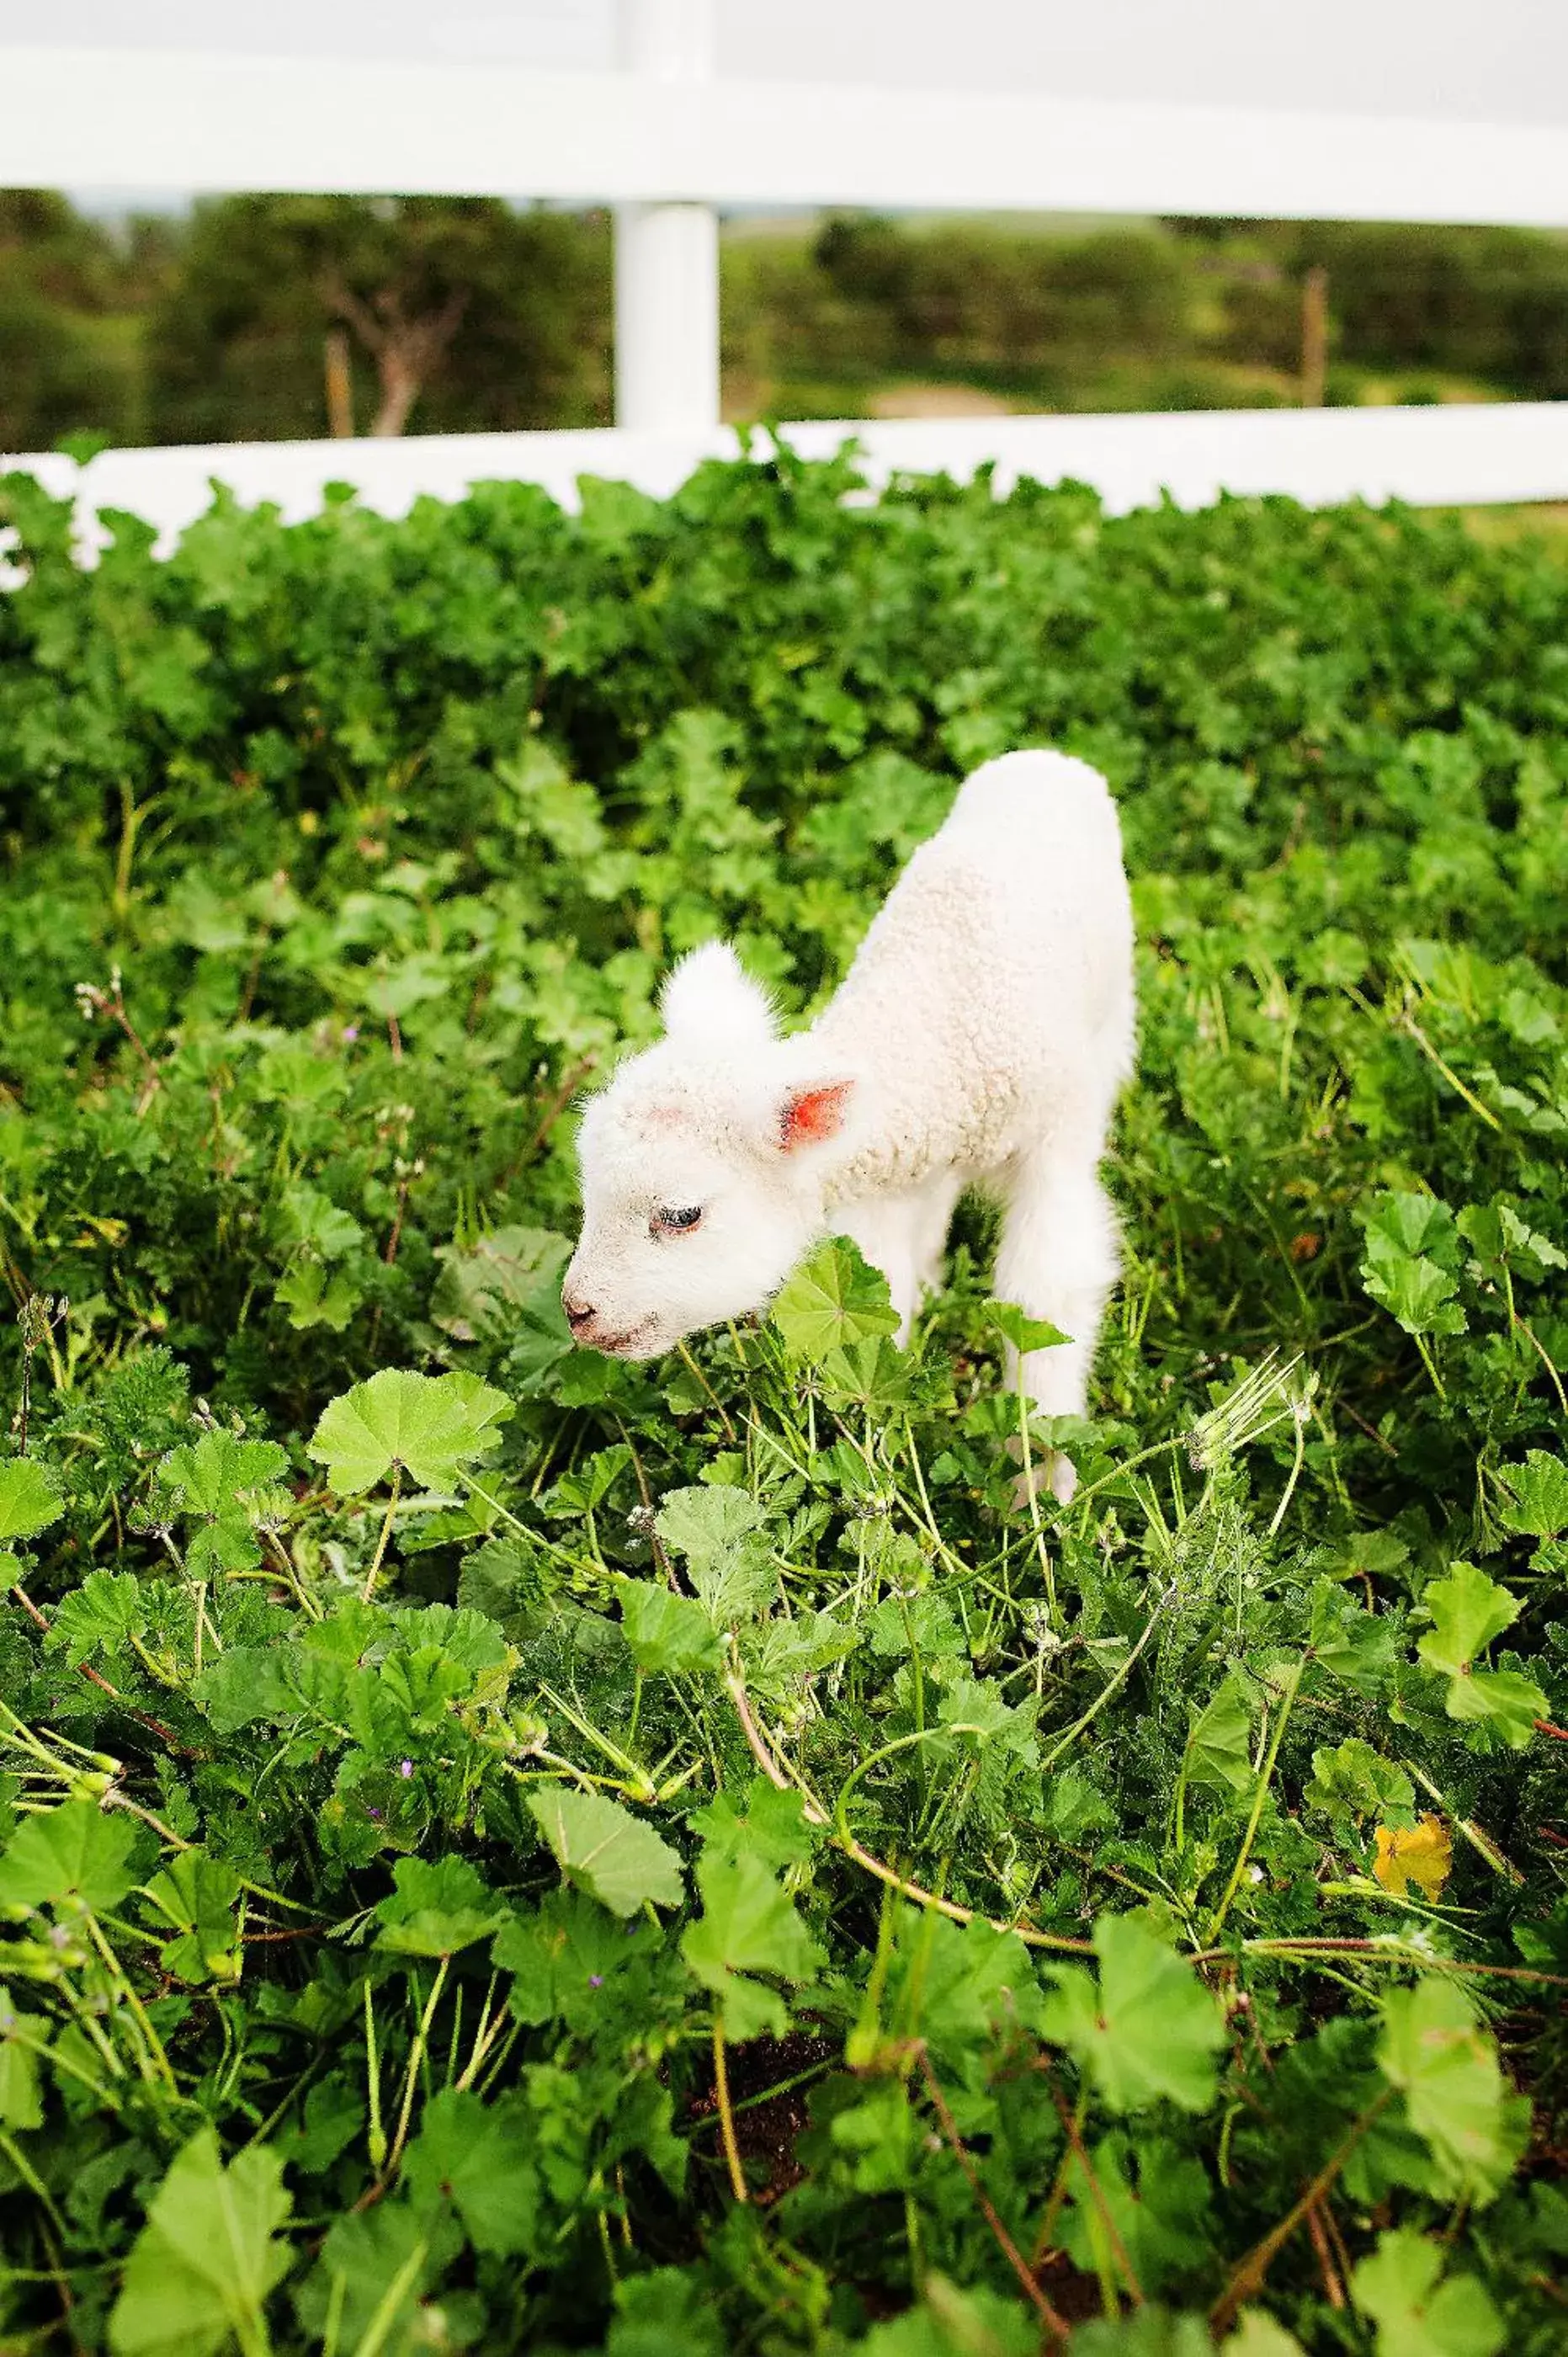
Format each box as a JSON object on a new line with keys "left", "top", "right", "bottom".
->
{"left": 992, "top": 1147, "right": 1120, "bottom": 1503}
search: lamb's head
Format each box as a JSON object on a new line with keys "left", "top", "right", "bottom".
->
{"left": 563, "top": 944, "right": 860, "bottom": 1359}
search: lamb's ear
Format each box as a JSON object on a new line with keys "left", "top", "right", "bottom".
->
{"left": 778, "top": 1077, "right": 857, "bottom": 1154}
{"left": 660, "top": 942, "right": 777, "bottom": 1047}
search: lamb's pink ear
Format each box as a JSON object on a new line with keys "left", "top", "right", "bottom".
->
{"left": 779, "top": 1079, "right": 855, "bottom": 1154}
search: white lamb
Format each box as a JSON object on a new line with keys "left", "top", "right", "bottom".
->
{"left": 562, "top": 748, "right": 1136, "bottom": 1498}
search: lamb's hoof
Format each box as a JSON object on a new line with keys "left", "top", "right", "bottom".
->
{"left": 1012, "top": 1450, "right": 1077, "bottom": 1510}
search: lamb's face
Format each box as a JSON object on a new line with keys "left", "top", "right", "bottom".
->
{"left": 563, "top": 943, "right": 859, "bottom": 1360}
{"left": 562, "top": 1089, "right": 820, "bottom": 1359}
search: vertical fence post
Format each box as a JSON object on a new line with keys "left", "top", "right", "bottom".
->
{"left": 1300, "top": 265, "right": 1329, "bottom": 409}
{"left": 614, "top": 0, "right": 720, "bottom": 433}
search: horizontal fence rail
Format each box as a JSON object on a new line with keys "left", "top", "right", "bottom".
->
{"left": 3, "top": 45, "right": 1568, "bottom": 226}
{"left": 3, "top": 13, "right": 1566, "bottom": 508}
{"left": 6, "top": 407, "right": 1568, "bottom": 559}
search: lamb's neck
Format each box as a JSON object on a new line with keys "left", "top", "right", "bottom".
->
{"left": 801, "top": 998, "right": 933, "bottom": 1208}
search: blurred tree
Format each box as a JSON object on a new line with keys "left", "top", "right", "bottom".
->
{"left": 0, "top": 192, "right": 138, "bottom": 450}
{"left": 144, "top": 195, "right": 611, "bottom": 442}
{"left": 811, "top": 214, "right": 1187, "bottom": 376}
{"left": 1293, "top": 222, "right": 1568, "bottom": 396}
{"left": 1189, "top": 218, "right": 1568, "bottom": 398}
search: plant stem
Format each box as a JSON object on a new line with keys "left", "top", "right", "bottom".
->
{"left": 712, "top": 2018, "right": 747, "bottom": 2203}
{"left": 1267, "top": 1407, "right": 1307, "bottom": 1539}
{"left": 918, "top": 2050, "right": 1070, "bottom": 2345}
{"left": 1039, "top": 1603, "right": 1163, "bottom": 1778}
{"left": 1015, "top": 1389, "right": 1059, "bottom": 1626}
{"left": 363, "top": 1465, "right": 402, "bottom": 1603}
{"left": 1039, "top": 2060, "right": 1144, "bottom": 2305}
{"left": 385, "top": 1955, "right": 448, "bottom": 2180}
{"left": 364, "top": 1978, "right": 386, "bottom": 2171}
{"left": 1401, "top": 1760, "right": 1523, "bottom": 1885}
{"left": 726, "top": 1670, "right": 1092, "bottom": 1955}
{"left": 1209, "top": 2088, "right": 1391, "bottom": 2335}
{"left": 1205, "top": 1654, "right": 1305, "bottom": 1942}
{"left": 676, "top": 1339, "right": 736, "bottom": 1441}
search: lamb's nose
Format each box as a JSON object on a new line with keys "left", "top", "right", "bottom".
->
{"left": 562, "top": 1291, "right": 596, "bottom": 1333}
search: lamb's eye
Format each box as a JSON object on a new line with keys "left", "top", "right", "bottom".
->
{"left": 652, "top": 1205, "right": 703, "bottom": 1236}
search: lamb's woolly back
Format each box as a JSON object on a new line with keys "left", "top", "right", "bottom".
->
{"left": 659, "top": 942, "right": 778, "bottom": 1048}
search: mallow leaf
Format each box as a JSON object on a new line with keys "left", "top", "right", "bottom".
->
{"left": 688, "top": 1779, "right": 823, "bottom": 1874}
{"left": 544, "top": 1442, "right": 633, "bottom": 1518}
{"left": 1373, "top": 1817, "right": 1453, "bottom": 1900}
{"left": 157, "top": 1431, "right": 290, "bottom": 1578}
{"left": 402, "top": 2084, "right": 540, "bottom": 2259}
{"left": 141, "top": 1846, "right": 242, "bottom": 1985}
{"left": 1418, "top": 1562, "right": 1519, "bottom": 1669}
{"left": 655, "top": 1485, "right": 765, "bottom": 1564}
{"left": 770, "top": 1237, "right": 901, "bottom": 1362}
{"left": 1378, "top": 1980, "right": 1523, "bottom": 2200}
{"left": 1305, "top": 1737, "right": 1416, "bottom": 1830}
{"left": 619, "top": 1580, "right": 722, "bottom": 1676}
{"left": 1358, "top": 1192, "right": 1467, "bottom": 1338}
{"left": 0, "top": 1799, "right": 138, "bottom": 1916}
{"left": 991, "top": 1300, "right": 1071, "bottom": 1357}
{"left": 1040, "top": 1913, "right": 1226, "bottom": 2114}
{"left": 1416, "top": 1563, "right": 1547, "bottom": 1747}
{"left": 1496, "top": 1450, "right": 1568, "bottom": 1540}
{"left": 157, "top": 1431, "right": 288, "bottom": 1520}
{"left": 655, "top": 1485, "right": 775, "bottom": 1624}
{"left": 375, "top": 1856, "right": 507, "bottom": 1956}
{"left": 46, "top": 1571, "right": 148, "bottom": 1664}
{"left": 1351, "top": 2227, "right": 1503, "bottom": 2357}
{"left": 1182, "top": 1670, "right": 1256, "bottom": 1796}
{"left": 527, "top": 1788, "right": 683, "bottom": 1918}
{"left": 681, "top": 1852, "right": 824, "bottom": 2040}
{"left": 108, "top": 2127, "right": 292, "bottom": 2357}
{"left": 307, "top": 1367, "right": 512, "bottom": 1495}
{"left": 0, "top": 1457, "right": 64, "bottom": 1544}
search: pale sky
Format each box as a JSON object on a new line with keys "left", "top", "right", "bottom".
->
{"left": 3, "top": 0, "right": 1565, "bottom": 126}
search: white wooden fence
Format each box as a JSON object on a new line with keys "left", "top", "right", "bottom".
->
{"left": 4, "top": 0, "right": 1568, "bottom": 531}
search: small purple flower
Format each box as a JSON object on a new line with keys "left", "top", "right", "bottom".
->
{"left": 366, "top": 1807, "right": 382, "bottom": 1821}
{"left": 343, "top": 1024, "right": 359, "bottom": 1041}
{"left": 399, "top": 1758, "right": 414, "bottom": 1778}
{"left": 588, "top": 1974, "right": 603, "bottom": 1989}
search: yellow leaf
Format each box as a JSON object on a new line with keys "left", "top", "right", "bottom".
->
{"left": 1374, "top": 1813, "right": 1453, "bottom": 1901}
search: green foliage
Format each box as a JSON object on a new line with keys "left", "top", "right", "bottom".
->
{"left": 1304, "top": 1737, "right": 1416, "bottom": 1830}
{"left": 770, "top": 1235, "right": 902, "bottom": 1362}
{"left": 0, "top": 1457, "right": 63, "bottom": 1542}
{"left": 1416, "top": 1562, "right": 1548, "bottom": 1747}
{"left": 527, "top": 1789, "right": 685, "bottom": 1918}
{"left": 681, "top": 1851, "right": 825, "bottom": 2039}
{"left": 109, "top": 2129, "right": 294, "bottom": 2357}
{"left": 1376, "top": 1982, "right": 1527, "bottom": 2202}
{"left": 0, "top": 455, "right": 1564, "bottom": 2350}
{"left": 1359, "top": 1193, "right": 1468, "bottom": 1340}
{"left": 307, "top": 1366, "right": 510, "bottom": 1496}
{"left": 1351, "top": 2228, "right": 1504, "bottom": 2357}
{"left": 0, "top": 1798, "right": 138, "bottom": 1915}
{"left": 1040, "top": 1916, "right": 1228, "bottom": 2114}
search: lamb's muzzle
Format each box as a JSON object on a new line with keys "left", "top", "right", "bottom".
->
{"left": 564, "top": 747, "right": 1137, "bottom": 1499}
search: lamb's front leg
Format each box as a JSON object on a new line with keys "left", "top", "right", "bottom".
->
{"left": 993, "top": 1150, "right": 1120, "bottom": 1503}
{"left": 832, "top": 1197, "right": 920, "bottom": 1343}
